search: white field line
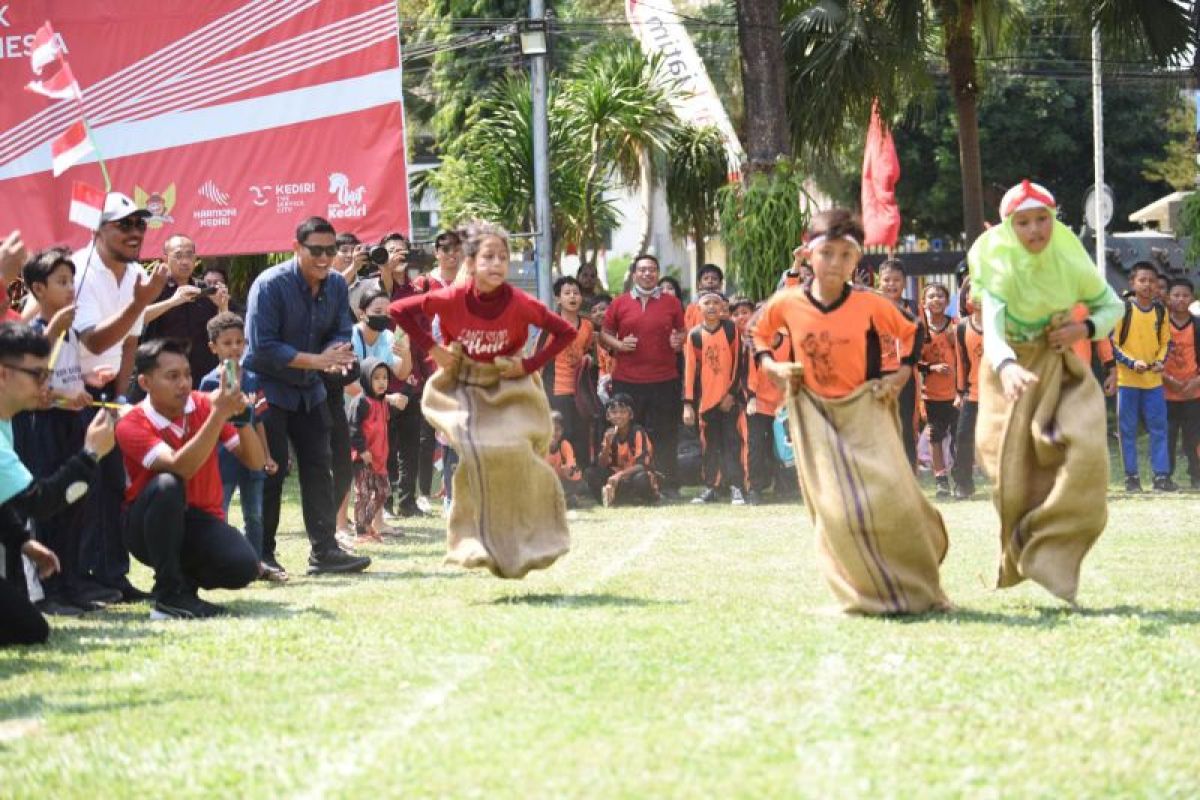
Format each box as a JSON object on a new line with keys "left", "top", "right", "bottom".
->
{"left": 294, "top": 654, "right": 490, "bottom": 799}
{"left": 575, "top": 518, "right": 670, "bottom": 595}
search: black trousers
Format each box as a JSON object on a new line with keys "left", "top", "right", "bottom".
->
{"left": 896, "top": 378, "right": 918, "bottom": 469}
{"left": 123, "top": 474, "right": 258, "bottom": 598}
{"left": 951, "top": 400, "right": 978, "bottom": 494}
{"left": 612, "top": 378, "right": 681, "bottom": 487}
{"left": 1167, "top": 399, "right": 1200, "bottom": 480}
{"left": 0, "top": 572, "right": 48, "bottom": 646}
{"left": 261, "top": 401, "right": 339, "bottom": 558}
{"left": 746, "top": 412, "right": 776, "bottom": 493}
{"left": 699, "top": 406, "right": 744, "bottom": 490}
{"left": 390, "top": 398, "right": 435, "bottom": 508}
{"left": 78, "top": 399, "right": 131, "bottom": 589}
{"left": 326, "top": 388, "right": 353, "bottom": 508}
{"left": 550, "top": 394, "right": 591, "bottom": 468}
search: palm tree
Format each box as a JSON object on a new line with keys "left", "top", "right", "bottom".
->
{"left": 665, "top": 124, "right": 730, "bottom": 270}
{"left": 561, "top": 42, "right": 683, "bottom": 268}
{"left": 784, "top": 0, "right": 1192, "bottom": 243}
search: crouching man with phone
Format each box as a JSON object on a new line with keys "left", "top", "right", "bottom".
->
{"left": 115, "top": 338, "right": 265, "bottom": 620}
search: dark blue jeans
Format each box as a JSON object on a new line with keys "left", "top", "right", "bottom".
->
{"left": 219, "top": 448, "right": 265, "bottom": 560}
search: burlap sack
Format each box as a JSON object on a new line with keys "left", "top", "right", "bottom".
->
{"left": 786, "top": 372, "right": 950, "bottom": 615}
{"left": 975, "top": 340, "right": 1107, "bottom": 603}
{"left": 422, "top": 349, "right": 570, "bottom": 579}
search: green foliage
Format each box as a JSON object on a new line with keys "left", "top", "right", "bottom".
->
{"left": 1142, "top": 95, "right": 1198, "bottom": 192}
{"left": 665, "top": 123, "right": 730, "bottom": 268}
{"left": 606, "top": 253, "right": 632, "bottom": 293}
{"left": 717, "top": 160, "right": 811, "bottom": 301}
{"left": 1177, "top": 192, "right": 1200, "bottom": 263}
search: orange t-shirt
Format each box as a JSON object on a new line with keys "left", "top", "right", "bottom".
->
{"left": 684, "top": 320, "right": 744, "bottom": 413}
{"left": 919, "top": 315, "right": 957, "bottom": 402}
{"left": 1165, "top": 317, "right": 1199, "bottom": 401}
{"left": 1068, "top": 303, "right": 1115, "bottom": 367}
{"left": 955, "top": 317, "right": 984, "bottom": 403}
{"left": 753, "top": 285, "right": 917, "bottom": 399}
{"left": 595, "top": 343, "right": 614, "bottom": 377}
{"left": 684, "top": 303, "right": 703, "bottom": 332}
{"left": 600, "top": 424, "right": 653, "bottom": 471}
{"left": 879, "top": 298, "right": 916, "bottom": 373}
{"left": 548, "top": 317, "right": 594, "bottom": 396}
{"left": 547, "top": 439, "right": 581, "bottom": 480}
{"left": 748, "top": 333, "right": 789, "bottom": 417}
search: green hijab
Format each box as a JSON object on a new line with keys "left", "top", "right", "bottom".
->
{"left": 967, "top": 217, "right": 1114, "bottom": 338}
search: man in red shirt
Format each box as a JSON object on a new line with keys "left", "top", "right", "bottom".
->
{"left": 115, "top": 339, "right": 266, "bottom": 620}
{"left": 600, "top": 254, "right": 686, "bottom": 497}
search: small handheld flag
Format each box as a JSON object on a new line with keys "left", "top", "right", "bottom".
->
{"left": 26, "top": 62, "right": 81, "bottom": 101}
{"left": 51, "top": 121, "right": 94, "bottom": 177}
{"left": 68, "top": 181, "right": 105, "bottom": 231}
{"left": 29, "top": 22, "right": 65, "bottom": 75}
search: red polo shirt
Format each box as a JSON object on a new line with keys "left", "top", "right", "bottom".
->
{"left": 603, "top": 291, "right": 685, "bottom": 384}
{"left": 116, "top": 391, "right": 240, "bottom": 520}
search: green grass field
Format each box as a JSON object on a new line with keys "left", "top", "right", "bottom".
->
{"left": 2, "top": 481, "right": 1199, "bottom": 798}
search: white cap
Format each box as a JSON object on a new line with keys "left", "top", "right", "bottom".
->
{"left": 99, "top": 192, "right": 151, "bottom": 224}
{"left": 999, "top": 180, "right": 1056, "bottom": 219}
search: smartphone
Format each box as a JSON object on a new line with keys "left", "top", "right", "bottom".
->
{"left": 225, "top": 359, "right": 252, "bottom": 426}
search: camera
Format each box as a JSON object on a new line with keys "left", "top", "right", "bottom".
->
{"left": 368, "top": 245, "right": 389, "bottom": 266}
{"left": 199, "top": 284, "right": 219, "bottom": 296}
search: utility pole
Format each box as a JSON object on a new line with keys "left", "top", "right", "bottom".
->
{"left": 1091, "top": 25, "right": 1105, "bottom": 275}
{"left": 528, "top": 1, "right": 553, "bottom": 303}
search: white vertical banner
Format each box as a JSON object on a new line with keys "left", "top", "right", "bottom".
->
{"left": 626, "top": 0, "right": 744, "bottom": 180}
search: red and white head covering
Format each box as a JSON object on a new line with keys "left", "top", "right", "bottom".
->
{"left": 999, "top": 179, "right": 1056, "bottom": 220}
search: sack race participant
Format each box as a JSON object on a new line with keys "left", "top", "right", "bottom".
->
{"left": 390, "top": 222, "right": 576, "bottom": 579}
{"left": 754, "top": 210, "right": 950, "bottom": 615}
{"left": 968, "top": 180, "right": 1124, "bottom": 603}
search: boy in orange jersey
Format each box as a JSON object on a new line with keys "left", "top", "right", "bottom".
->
{"left": 542, "top": 276, "right": 595, "bottom": 467}
{"left": 585, "top": 394, "right": 660, "bottom": 507}
{"left": 1163, "top": 278, "right": 1200, "bottom": 487}
{"left": 683, "top": 290, "right": 748, "bottom": 505}
{"left": 547, "top": 411, "right": 588, "bottom": 506}
{"left": 754, "top": 209, "right": 949, "bottom": 615}
{"left": 732, "top": 298, "right": 784, "bottom": 505}
{"left": 917, "top": 282, "right": 958, "bottom": 497}
{"left": 684, "top": 264, "right": 725, "bottom": 331}
{"left": 951, "top": 288, "right": 985, "bottom": 499}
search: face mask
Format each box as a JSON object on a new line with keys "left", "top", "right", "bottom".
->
{"left": 366, "top": 315, "right": 390, "bottom": 332}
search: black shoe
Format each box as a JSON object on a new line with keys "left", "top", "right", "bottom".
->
{"left": 307, "top": 547, "right": 372, "bottom": 575}
{"left": 952, "top": 485, "right": 975, "bottom": 501}
{"left": 935, "top": 476, "right": 951, "bottom": 498}
{"left": 692, "top": 487, "right": 718, "bottom": 504}
{"left": 35, "top": 597, "right": 86, "bottom": 617}
{"left": 262, "top": 555, "right": 287, "bottom": 575}
{"left": 398, "top": 503, "right": 429, "bottom": 518}
{"left": 112, "top": 581, "right": 154, "bottom": 603}
{"left": 1153, "top": 475, "right": 1179, "bottom": 492}
{"left": 70, "top": 580, "right": 123, "bottom": 607}
{"left": 744, "top": 489, "right": 763, "bottom": 506}
{"left": 194, "top": 597, "right": 230, "bottom": 618}
{"left": 151, "top": 592, "right": 210, "bottom": 621}
{"left": 1124, "top": 475, "right": 1143, "bottom": 493}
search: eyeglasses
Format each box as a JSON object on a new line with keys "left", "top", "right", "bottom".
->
{"left": 110, "top": 217, "right": 148, "bottom": 232}
{"left": 2, "top": 362, "right": 51, "bottom": 384}
{"left": 302, "top": 244, "right": 339, "bottom": 258}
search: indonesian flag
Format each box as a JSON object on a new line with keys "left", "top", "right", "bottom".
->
{"left": 26, "top": 63, "right": 81, "bottom": 102}
{"left": 29, "top": 22, "right": 65, "bottom": 76}
{"left": 861, "top": 102, "right": 902, "bottom": 248}
{"left": 68, "top": 181, "right": 105, "bottom": 231}
{"left": 50, "top": 121, "right": 94, "bottom": 177}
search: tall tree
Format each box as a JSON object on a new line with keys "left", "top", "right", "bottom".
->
{"left": 735, "top": 0, "right": 792, "bottom": 172}
{"left": 665, "top": 124, "right": 730, "bottom": 270}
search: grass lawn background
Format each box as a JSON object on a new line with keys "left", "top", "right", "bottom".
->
{"left": 1, "top": 472, "right": 1198, "bottom": 797}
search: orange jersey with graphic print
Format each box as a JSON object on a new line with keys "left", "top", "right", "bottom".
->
{"left": 600, "top": 424, "right": 654, "bottom": 471}
{"left": 1069, "top": 303, "right": 1115, "bottom": 367}
{"left": 547, "top": 439, "right": 581, "bottom": 480}
{"left": 753, "top": 286, "right": 918, "bottom": 399}
{"left": 596, "top": 344, "right": 615, "bottom": 377}
{"left": 919, "top": 316, "right": 958, "bottom": 402}
{"left": 684, "top": 320, "right": 745, "bottom": 413}
{"left": 747, "top": 333, "right": 789, "bottom": 416}
{"left": 550, "top": 317, "right": 594, "bottom": 396}
{"left": 879, "top": 299, "right": 916, "bottom": 373}
{"left": 1165, "top": 317, "right": 1200, "bottom": 401}
{"left": 955, "top": 317, "right": 984, "bottom": 402}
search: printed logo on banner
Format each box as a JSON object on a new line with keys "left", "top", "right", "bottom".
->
{"left": 327, "top": 172, "right": 367, "bottom": 220}
{"left": 194, "top": 180, "right": 236, "bottom": 228}
{"left": 253, "top": 181, "right": 317, "bottom": 215}
{"left": 134, "top": 184, "right": 176, "bottom": 228}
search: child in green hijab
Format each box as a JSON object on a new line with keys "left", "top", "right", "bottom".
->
{"left": 967, "top": 180, "right": 1123, "bottom": 604}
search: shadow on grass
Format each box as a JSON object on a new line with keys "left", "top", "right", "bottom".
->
{"left": 902, "top": 604, "right": 1200, "bottom": 633}
{"left": 486, "top": 593, "right": 683, "bottom": 608}
{"left": 304, "top": 569, "right": 468, "bottom": 588}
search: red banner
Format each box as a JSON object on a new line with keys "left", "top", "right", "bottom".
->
{"left": 0, "top": 1, "right": 410, "bottom": 255}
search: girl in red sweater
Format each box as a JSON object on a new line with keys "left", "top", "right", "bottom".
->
{"left": 389, "top": 222, "right": 576, "bottom": 579}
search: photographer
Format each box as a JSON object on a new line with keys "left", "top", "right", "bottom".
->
{"left": 335, "top": 232, "right": 367, "bottom": 292}
{"left": 143, "top": 234, "right": 228, "bottom": 388}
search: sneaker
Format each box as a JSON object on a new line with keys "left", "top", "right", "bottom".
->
{"left": 935, "top": 476, "right": 951, "bottom": 498}
{"left": 193, "top": 597, "right": 229, "bottom": 618}
{"left": 416, "top": 496, "right": 433, "bottom": 514}
{"left": 35, "top": 597, "right": 86, "bottom": 617}
{"left": 744, "top": 489, "right": 763, "bottom": 506}
{"left": 150, "top": 592, "right": 210, "bottom": 621}
{"left": 1153, "top": 475, "right": 1179, "bottom": 492}
{"left": 398, "top": 503, "right": 429, "bottom": 518}
{"left": 1124, "top": 475, "right": 1143, "bottom": 493}
{"left": 257, "top": 562, "right": 289, "bottom": 584}
{"left": 262, "top": 555, "right": 287, "bottom": 575}
{"left": 69, "top": 580, "right": 122, "bottom": 607}
{"left": 601, "top": 483, "right": 616, "bottom": 508}
{"left": 307, "top": 548, "right": 371, "bottom": 575}
{"left": 692, "top": 487, "right": 719, "bottom": 504}
{"left": 114, "top": 581, "right": 154, "bottom": 604}
{"left": 730, "top": 487, "right": 746, "bottom": 506}
{"left": 952, "top": 485, "right": 975, "bottom": 501}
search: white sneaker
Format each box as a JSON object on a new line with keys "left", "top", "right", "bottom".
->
{"left": 730, "top": 487, "right": 746, "bottom": 506}
{"left": 416, "top": 496, "right": 433, "bottom": 514}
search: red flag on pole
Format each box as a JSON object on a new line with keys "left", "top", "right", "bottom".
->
{"left": 861, "top": 103, "right": 902, "bottom": 248}
{"left": 29, "top": 22, "right": 65, "bottom": 76}
{"left": 51, "top": 121, "right": 94, "bottom": 177}
{"left": 68, "top": 181, "right": 105, "bottom": 230}
{"left": 26, "top": 62, "right": 81, "bottom": 101}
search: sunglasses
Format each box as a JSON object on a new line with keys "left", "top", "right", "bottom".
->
{"left": 110, "top": 217, "right": 148, "bottom": 232}
{"left": 2, "top": 362, "right": 51, "bottom": 384}
{"left": 302, "top": 244, "right": 339, "bottom": 258}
